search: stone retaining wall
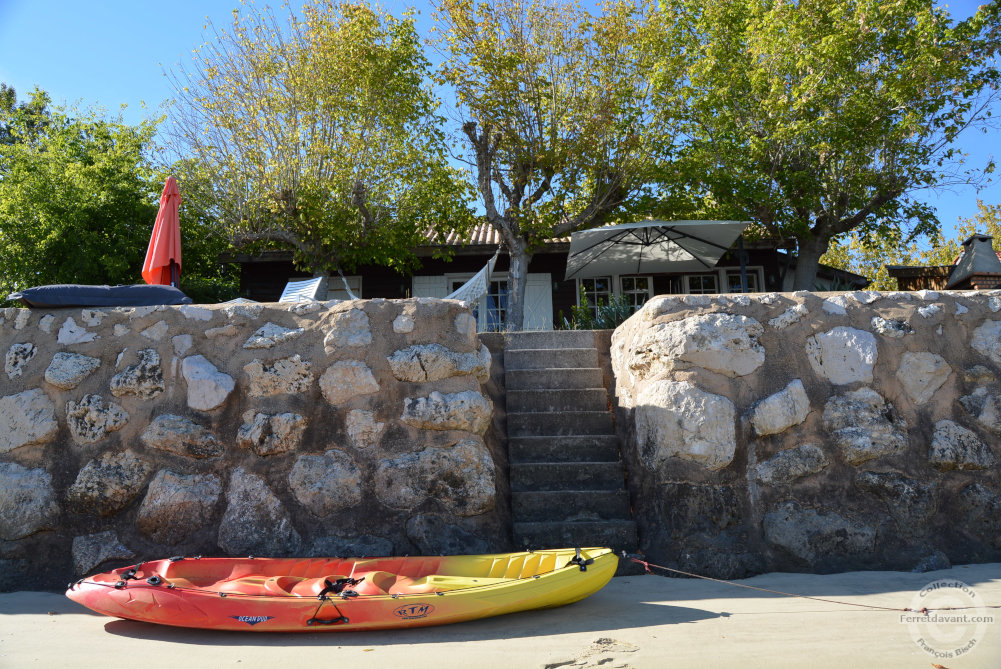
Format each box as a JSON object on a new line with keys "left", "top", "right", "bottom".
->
{"left": 0, "top": 299, "right": 504, "bottom": 590}
{"left": 611, "top": 291, "right": 1001, "bottom": 577}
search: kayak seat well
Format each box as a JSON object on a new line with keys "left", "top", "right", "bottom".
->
{"left": 165, "top": 572, "right": 517, "bottom": 597}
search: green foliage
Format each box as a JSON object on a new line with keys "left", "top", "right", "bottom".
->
{"left": 0, "top": 88, "right": 159, "bottom": 303}
{"left": 167, "top": 0, "right": 474, "bottom": 276}
{"left": 654, "top": 0, "right": 1001, "bottom": 289}
{"left": 559, "top": 286, "right": 634, "bottom": 330}
{"left": 820, "top": 231, "right": 922, "bottom": 291}
{"left": 0, "top": 86, "right": 239, "bottom": 306}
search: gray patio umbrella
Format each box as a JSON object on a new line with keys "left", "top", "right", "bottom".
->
{"left": 564, "top": 220, "right": 750, "bottom": 280}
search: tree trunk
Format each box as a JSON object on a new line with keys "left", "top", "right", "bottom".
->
{"left": 792, "top": 235, "right": 830, "bottom": 291}
{"left": 505, "top": 241, "right": 532, "bottom": 331}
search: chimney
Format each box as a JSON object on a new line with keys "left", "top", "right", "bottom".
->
{"left": 946, "top": 234, "right": 1001, "bottom": 289}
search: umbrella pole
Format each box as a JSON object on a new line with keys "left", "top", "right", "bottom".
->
{"left": 170, "top": 261, "right": 180, "bottom": 289}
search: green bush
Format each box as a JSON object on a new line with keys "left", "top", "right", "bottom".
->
{"left": 559, "top": 289, "right": 634, "bottom": 330}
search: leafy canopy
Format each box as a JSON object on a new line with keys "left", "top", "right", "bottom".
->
{"left": 656, "top": 0, "right": 1001, "bottom": 288}
{"left": 434, "top": 0, "right": 671, "bottom": 328}
{"left": 167, "top": 0, "right": 473, "bottom": 276}
{"left": 0, "top": 87, "right": 160, "bottom": 302}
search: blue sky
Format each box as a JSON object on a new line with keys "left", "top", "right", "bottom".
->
{"left": 0, "top": 0, "right": 998, "bottom": 242}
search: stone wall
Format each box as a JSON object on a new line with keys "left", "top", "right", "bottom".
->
{"left": 0, "top": 299, "right": 503, "bottom": 590}
{"left": 611, "top": 290, "right": 1001, "bottom": 578}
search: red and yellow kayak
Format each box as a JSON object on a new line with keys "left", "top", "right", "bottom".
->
{"left": 66, "top": 547, "right": 617, "bottom": 632}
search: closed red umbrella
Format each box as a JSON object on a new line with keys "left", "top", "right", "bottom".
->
{"left": 142, "top": 176, "right": 182, "bottom": 287}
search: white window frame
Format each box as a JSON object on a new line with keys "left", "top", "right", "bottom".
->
{"left": 682, "top": 267, "right": 765, "bottom": 295}
{"left": 448, "top": 272, "right": 508, "bottom": 332}
{"left": 576, "top": 274, "right": 656, "bottom": 314}
{"left": 443, "top": 272, "right": 552, "bottom": 331}
{"left": 619, "top": 276, "right": 655, "bottom": 313}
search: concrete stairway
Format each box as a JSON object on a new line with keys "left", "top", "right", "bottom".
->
{"left": 504, "top": 331, "right": 638, "bottom": 557}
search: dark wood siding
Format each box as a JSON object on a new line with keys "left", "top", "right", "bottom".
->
{"left": 233, "top": 245, "right": 819, "bottom": 325}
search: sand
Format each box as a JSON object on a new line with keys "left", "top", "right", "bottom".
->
{"left": 2, "top": 563, "right": 999, "bottom": 669}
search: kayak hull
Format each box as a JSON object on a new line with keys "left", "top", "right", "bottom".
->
{"left": 66, "top": 548, "right": 617, "bottom": 632}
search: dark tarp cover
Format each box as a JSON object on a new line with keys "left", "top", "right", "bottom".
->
{"left": 8, "top": 284, "right": 193, "bottom": 308}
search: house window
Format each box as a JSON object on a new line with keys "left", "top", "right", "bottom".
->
{"left": 578, "top": 276, "right": 613, "bottom": 318}
{"left": 686, "top": 274, "right": 718, "bottom": 294}
{"left": 726, "top": 270, "right": 758, "bottom": 293}
{"left": 484, "top": 280, "right": 508, "bottom": 332}
{"left": 620, "top": 276, "right": 653, "bottom": 312}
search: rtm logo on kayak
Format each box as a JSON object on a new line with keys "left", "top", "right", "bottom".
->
{"left": 230, "top": 615, "right": 274, "bottom": 626}
{"left": 393, "top": 603, "right": 434, "bottom": 620}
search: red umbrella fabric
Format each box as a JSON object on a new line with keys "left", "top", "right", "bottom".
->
{"left": 142, "top": 176, "right": 182, "bottom": 287}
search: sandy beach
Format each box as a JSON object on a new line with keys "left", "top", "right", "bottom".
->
{"left": 2, "top": 563, "right": 999, "bottom": 669}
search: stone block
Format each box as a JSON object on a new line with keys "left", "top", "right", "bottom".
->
{"left": 244, "top": 355, "right": 313, "bottom": 397}
{"left": 749, "top": 379, "right": 811, "bottom": 436}
{"left": 387, "top": 343, "right": 491, "bottom": 383}
{"left": 66, "top": 449, "right": 152, "bottom": 516}
{"left": 319, "top": 360, "right": 379, "bottom": 405}
{"left": 217, "top": 468, "right": 301, "bottom": 556}
{"left": 137, "top": 470, "right": 221, "bottom": 544}
{"left": 755, "top": 444, "right": 829, "bottom": 484}
{"left": 345, "top": 409, "right": 384, "bottom": 448}
{"left": 110, "top": 348, "right": 164, "bottom": 399}
{"left": 0, "top": 388, "right": 58, "bottom": 454}
{"left": 929, "top": 420, "right": 998, "bottom": 471}
{"left": 289, "top": 450, "right": 363, "bottom": 517}
{"left": 65, "top": 395, "right": 129, "bottom": 445}
{"left": 140, "top": 414, "right": 223, "bottom": 459}
{"left": 72, "top": 530, "right": 134, "bottom": 576}
{"left": 374, "top": 438, "right": 495, "bottom": 516}
{"left": 5, "top": 342, "right": 36, "bottom": 378}
{"left": 242, "top": 322, "right": 305, "bottom": 349}
{"left": 236, "top": 411, "right": 307, "bottom": 456}
{"left": 44, "top": 352, "right": 101, "bottom": 390}
{"left": 400, "top": 390, "right": 492, "bottom": 434}
{"left": 895, "top": 352, "right": 951, "bottom": 405}
{"left": 806, "top": 326, "right": 877, "bottom": 385}
{"left": 823, "top": 388, "right": 907, "bottom": 465}
{"left": 763, "top": 501, "right": 875, "bottom": 564}
{"left": 181, "top": 355, "right": 235, "bottom": 411}
{"left": 0, "top": 462, "right": 59, "bottom": 540}
{"left": 634, "top": 380, "right": 736, "bottom": 471}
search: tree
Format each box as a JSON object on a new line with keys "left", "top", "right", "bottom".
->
{"left": 0, "top": 87, "right": 159, "bottom": 301}
{"left": 656, "top": 0, "right": 1001, "bottom": 289}
{"left": 434, "top": 0, "right": 672, "bottom": 330}
{"left": 167, "top": 1, "right": 473, "bottom": 279}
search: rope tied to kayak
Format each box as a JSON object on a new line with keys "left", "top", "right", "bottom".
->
{"left": 628, "top": 557, "right": 1001, "bottom": 614}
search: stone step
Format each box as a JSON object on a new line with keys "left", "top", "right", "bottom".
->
{"left": 509, "top": 435, "right": 622, "bottom": 464}
{"left": 512, "top": 521, "right": 638, "bottom": 554}
{"left": 510, "top": 462, "right": 626, "bottom": 492}
{"left": 511, "top": 490, "right": 633, "bottom": 522}
{"left": 506, "top": 388, "right": 608, "bottom": 413}
{"left": 505, "top": 367, "right": 604, "bottom": 390}
{"left": 504, "top": 348, "right": 600, "bottom": 371}
{"left": 505, "top": 330, "right": 596, "bottom": 350}
{"left": 507, "top": 411, "right": 614, "bottom": 437}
